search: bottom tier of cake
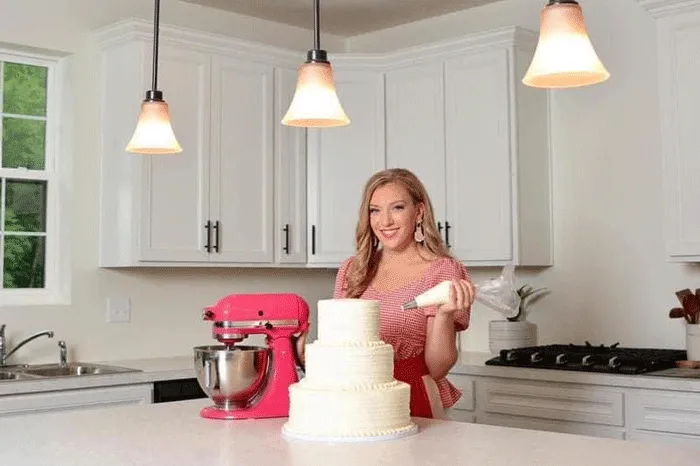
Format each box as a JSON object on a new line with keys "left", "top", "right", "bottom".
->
{"left": 282, "top": 380, "right": 415, "bottom": 439}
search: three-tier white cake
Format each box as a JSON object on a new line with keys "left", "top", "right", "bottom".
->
{"left": 282, "top": 298, "right": 417, "bottom": 441}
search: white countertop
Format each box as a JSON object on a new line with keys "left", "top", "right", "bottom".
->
{"left": 451, "top": 351, "right": 700, "bottom": 392}
{"left": 2, "top": 351, "right": 700, "bottom": 397}
{"left": 0, "top": 398, "right": 697, "bottom": 466}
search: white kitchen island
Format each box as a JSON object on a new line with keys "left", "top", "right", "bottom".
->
{"left": 0, "top": 399, "right": 697, "bottom": 466}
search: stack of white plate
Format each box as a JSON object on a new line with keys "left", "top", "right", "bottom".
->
{"left": 489, "top": 320, "right": 537, "bottom": 354}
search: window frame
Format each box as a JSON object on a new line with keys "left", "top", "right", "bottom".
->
{"left": 0, "top": 47, "right": 71, "bottom": 306}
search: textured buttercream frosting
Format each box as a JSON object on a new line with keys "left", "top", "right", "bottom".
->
{"left": 285, "top": 381, "right": 412, "bottom": 438}
{"left": 304, "top": 341, "right": 394, "bottom": 388}
{"left": 316, "top": 298, "right": 380, "bottom": 343}
{"left": 284, "top": 298, "right": 415, "bottom": 440}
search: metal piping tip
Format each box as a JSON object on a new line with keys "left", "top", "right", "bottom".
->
{"left": 401, "top": 300, "right": 418, "bottom": 310}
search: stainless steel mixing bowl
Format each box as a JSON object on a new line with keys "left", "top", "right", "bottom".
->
{"left": 194, "top": 345, "right": 271, "bottom": 410}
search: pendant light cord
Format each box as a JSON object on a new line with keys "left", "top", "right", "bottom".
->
{"left": 152, "top": 0, "right": 160, "bottom": 94}
{"left": 313, "top": 0, "right": 320, "bottom": 50}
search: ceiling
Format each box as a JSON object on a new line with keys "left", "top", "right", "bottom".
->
{"left": 181, "top": 0, "right": 501, "bottom": 37}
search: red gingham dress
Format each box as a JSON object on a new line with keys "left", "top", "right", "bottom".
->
{"left": 333, "top": 256, "right": 471, "bottom": 412}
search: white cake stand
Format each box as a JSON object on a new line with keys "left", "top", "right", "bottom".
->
{"left": 282, "top": 422, "right": 419, "bottom": 443}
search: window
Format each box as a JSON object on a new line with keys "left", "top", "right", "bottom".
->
{"left": 0, "top": 49, "right": 69, "bottom": 306}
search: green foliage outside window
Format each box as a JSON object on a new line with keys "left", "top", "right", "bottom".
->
{"left": 1, "top": 61, "right": 49, "bottom": 289}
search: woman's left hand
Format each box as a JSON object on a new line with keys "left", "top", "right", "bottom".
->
{"left": 437, "top": 279, "right": 475, "bottom": 316}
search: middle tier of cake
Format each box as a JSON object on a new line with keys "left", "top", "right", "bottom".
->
{"left": 304, "top": 341, "right": 394, "bottom": 388}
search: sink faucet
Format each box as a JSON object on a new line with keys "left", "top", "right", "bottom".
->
{"left": 58, "top": 340, "right": 67, "bottom": 367}
{"left": 0, "top": 324, "right": 55, "bottom": 366}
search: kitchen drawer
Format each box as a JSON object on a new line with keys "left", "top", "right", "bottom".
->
{"left": 477, "top": 379, "right": 624, "bottom": 426}
{"left": 627, "top": 390, "right": 700, "bottom": 436}
{"left": 627, "top": 429, "right": 700, "bottom": 448}
{"left": 478, "top": 413, "right": 625, "bottom": 440}
{"left": 448, "top": 374, "right": 475, "bottom": 411}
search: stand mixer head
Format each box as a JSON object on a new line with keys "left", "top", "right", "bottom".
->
{"left": 195, "top": 293, "right": 309, "bottom": 420}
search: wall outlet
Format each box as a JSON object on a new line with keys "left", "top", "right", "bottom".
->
{"left": 107, "top": 297, "right": 131, "bottom": 323}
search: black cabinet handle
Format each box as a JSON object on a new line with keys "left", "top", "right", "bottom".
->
{"left": 283, "top": 224, "right": 290, "bottom": 254}
{"left": 213, "top": 221, "right": 220, "bottom": 253}
{"left": 311, "top": 225, "right": 316, "bottom": 255}
{"left": 445, "top": 221, "right": 451, "bottom": 248}
{"left": 437, "top": 221, "right": 443, "bottom": 238}
{"left": 204, "top": 221, "right": 212, "bottom": 252}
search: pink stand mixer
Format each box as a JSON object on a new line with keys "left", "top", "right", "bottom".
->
{"left": 194, "top": 293, "right": 309, "bottom": 420}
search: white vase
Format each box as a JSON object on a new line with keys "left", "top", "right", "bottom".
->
{"left": 489, "top": 320, "right": 538, "bottom": 355}
{"left": 686, "top": 324, "right": 700, "bottom": 361}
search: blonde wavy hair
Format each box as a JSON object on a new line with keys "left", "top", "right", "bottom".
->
{"left": 344, "top": 168, "right": 452, "bottom": 298}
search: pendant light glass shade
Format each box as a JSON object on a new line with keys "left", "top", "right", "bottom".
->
{"left": 282, "top": 0, "right": 349, "bottom": 128}
{"left": 126, "top": 97, "right": 182, "bottom": 154}
{"left": 126, "top": 0, "right": 182, "bottom": 154}
{"left": 282, "top": 61, "right": 349, "bottom": 127}
{"left": 522, "top": 0, "right": 609, "bottom": 89}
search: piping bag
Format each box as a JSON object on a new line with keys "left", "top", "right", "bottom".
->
{"left": 401, "top": 265, "right": 521, "bottom": 319}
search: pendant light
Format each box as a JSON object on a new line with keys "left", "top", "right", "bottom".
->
{"left": 282, "top": 0, "right": 349, "bottom": 127}
{"left": 126, "top": 0, "right": 182, "bottom": 154}
{"left": 522, "top": 0, "right": 610, "bottom": 89}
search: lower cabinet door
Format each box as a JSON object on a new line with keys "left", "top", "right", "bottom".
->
{"left": 0, "top": 384, "right": 153, "bottom": 417}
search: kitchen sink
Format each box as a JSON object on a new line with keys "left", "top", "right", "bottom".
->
{"left": 0, "top": 363, "right": 140, "bottom": 380}
{"left": 0, "top": 370, "right": 40, "bottom": 381}
{"left": 20, "top": 363, "right": 140, "bottom": 377}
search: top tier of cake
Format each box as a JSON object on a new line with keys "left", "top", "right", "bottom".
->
{"left": 316, "top": 298, "right": 380, "bottom": 343}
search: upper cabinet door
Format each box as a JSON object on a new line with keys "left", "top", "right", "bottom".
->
{"left": 444, "top": 50, "right": 513, "bottom": 263}
{"left": 209, "top": 56, "right": 275, "bottom": 263}
{"left": 651, "top": 11, "right": 700, "bottom": 261}
{"left": 138, "top": 45, "right": 212, "bottom": 263}
{"left": 306, "top": 68, "right": 386, "bottom": 265}
{"left": 275, "top": 68, "right": 307, "bottom": 264}
{"left": 385, "top": 62, "right": 447, "bottom": 224}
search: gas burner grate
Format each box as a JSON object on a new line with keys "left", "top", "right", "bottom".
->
{"left": 484, "top": 342, "right": 687, "bottom": 374}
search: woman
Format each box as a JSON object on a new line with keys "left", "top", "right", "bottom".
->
{"left": 299, "top": 168, "right": 475, "bottom": 419}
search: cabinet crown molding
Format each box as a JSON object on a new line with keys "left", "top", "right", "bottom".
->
{"left": 91, "top": 18, "right": 299, "bottom": 67}
{"left": 336, "top": 26, "right": 538, "bottom": 69}
{"left": 638, "top": 0, "right": 700, "bottom": 18}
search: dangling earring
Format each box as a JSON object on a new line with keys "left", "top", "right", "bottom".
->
{"left": 414, "top": 220, "right": 425, "bottom": 243}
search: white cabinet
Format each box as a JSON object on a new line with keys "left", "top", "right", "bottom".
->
{"left": 95, "top": 21, "right": 304, "bottom": 267}
{"left": 447, "top": 370, "right": 700, "bottom": 446}
{"left": 209, "top": 55, "right": 275, "bottom": 263}
{"left": 95, "top": 21, "right": 551, "bottom": 269}
{"left": 642, "top": 1, "right": 700, "bottom": 261}
{"left": 0, "top": 384, "right": 153, "bottom": 418}
{"left": 305, "top": 65, "right": 386, "bottom": 266}
{"left": 136, "top": 45, "right": 212, "bottom": 264}
{"left": 383, "top": 28, "right": 552, "bottom": 266}
{"left": 385, "top": 62, "right": 446, "bottom": 224}
{"left": 274, "top": 68, "right": 308, "bottom": 264}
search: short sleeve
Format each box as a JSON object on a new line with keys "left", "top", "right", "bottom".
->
{"left": 423, "top": 258, "right": 472, "bottom": 332}
{"left": 333, "top": 257, "right": 354, "bottom": 299}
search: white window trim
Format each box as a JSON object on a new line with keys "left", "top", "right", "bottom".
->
{"left": 0, "top": 46, "right": 72, "bottom": 306}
